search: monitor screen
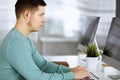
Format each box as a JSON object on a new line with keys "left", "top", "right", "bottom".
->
{"left": 104, "top": 17, "right": 120, "bottom": 61}
{"left": 79, "top": 16, "right": 100, "bottom": 46}
{"left": 103, "top": 17, "right": 120, "bottom": 70}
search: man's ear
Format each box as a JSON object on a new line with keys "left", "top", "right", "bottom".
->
{"left": 23, "top": 9, "right": 31, "bottom": 20}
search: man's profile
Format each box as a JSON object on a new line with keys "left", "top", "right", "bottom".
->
{"left": 0, "top": 0, "right": 90, "bottom": 80}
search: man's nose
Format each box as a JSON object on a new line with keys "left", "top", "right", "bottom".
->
{"left": 42, "top": 17, "right": 46, "bottom": 23}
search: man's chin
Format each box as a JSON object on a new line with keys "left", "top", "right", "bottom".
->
{"left": 32, "top": 29, "right": 40, "bottom": 32}
{"left": 31, "top": 26, "right": 43, "bottom": 32}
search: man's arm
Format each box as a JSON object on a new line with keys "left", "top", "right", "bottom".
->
{"left": 29, "top": 39, "right": 72, "bottom": 73}
{"left": 32, "top": 50, "right": 71, "bottom": 73}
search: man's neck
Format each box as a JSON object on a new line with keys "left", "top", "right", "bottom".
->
{"left": 15, "top": 21, "right": 30, "bottom": 37}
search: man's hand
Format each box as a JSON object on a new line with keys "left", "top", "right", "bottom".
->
{"left": 71, "top": 66, "right": 87, "bottom": 72}
{"left": 71, "top": 66, "right": 90, "bottom": 80}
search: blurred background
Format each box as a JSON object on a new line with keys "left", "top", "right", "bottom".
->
{"left": 0, "top": 0, "right": 116, "bottom": 55}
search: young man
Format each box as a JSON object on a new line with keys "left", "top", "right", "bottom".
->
{"left": 0, "top": 0, "right": 90, "bottom": 80}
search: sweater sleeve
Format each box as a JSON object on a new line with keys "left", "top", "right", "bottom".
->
{"left": 32, "top": 50, "right": 71, "bottom": 73}
{"left": 29, "top": 39, "right": 71, "bottom": 73}
{"left": 7, "top": 39, "right": 75, "bottom": 80}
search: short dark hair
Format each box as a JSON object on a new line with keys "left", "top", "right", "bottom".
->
{"left": 15, "top": 0, "right": 47, "bottom": 19}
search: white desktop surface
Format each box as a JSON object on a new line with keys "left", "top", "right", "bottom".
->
{"left": 44, "top": 55, "right": 120, "bottom": 80}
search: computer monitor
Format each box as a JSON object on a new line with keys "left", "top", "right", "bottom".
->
{"left": 103, "top": 17, "right": 120, "bottom": 71}
{"left": 77, "top": 16, "right": 100, "bottom": 51}
{"left": 79, "top": 16, "right": 100, "bottom": 45}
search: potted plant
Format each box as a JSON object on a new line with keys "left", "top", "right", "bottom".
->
{"left": 86, "top": 43, "right": 101, "bottom": 72}
{"left": 86, "top": 43, "right": 100, "bottom": 57}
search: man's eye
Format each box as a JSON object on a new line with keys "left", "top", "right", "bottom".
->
{"left": 39, "top": 14, "right": 43, "bottom": 16}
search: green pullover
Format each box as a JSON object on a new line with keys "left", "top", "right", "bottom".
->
{"left": 0, "top": 28, "right": 75, "bottom": 80}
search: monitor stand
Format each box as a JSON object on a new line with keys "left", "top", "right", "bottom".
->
{"left": 94, "top": 39, "right": 103, "bottom": 53}
{"left": 108, "top": 75, "right": 120, "bottom": 80}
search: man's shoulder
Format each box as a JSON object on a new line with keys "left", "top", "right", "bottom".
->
{"left": 2, "top": 28, "right": 31, "bottom": 49}
{"left": 6, "top": 28, "right": 27, "bottom": 42}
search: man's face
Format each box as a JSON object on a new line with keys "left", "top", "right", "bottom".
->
{"left": 28, "top": 6, "right": 46, "bottom": 32}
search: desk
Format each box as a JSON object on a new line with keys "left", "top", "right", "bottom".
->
{"left": 44, "top": 55, "right": 120, "bottom": 80}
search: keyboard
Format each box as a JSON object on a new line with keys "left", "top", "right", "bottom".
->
{"left": 81, "top": 72, "right": 100, "bottom": 80}
{"left": 81, "top": 77, "right": 94, "bottom": 80}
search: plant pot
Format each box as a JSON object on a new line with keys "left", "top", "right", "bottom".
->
{"left": 86, "top": 57, "right": 99, "bottom": 72}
